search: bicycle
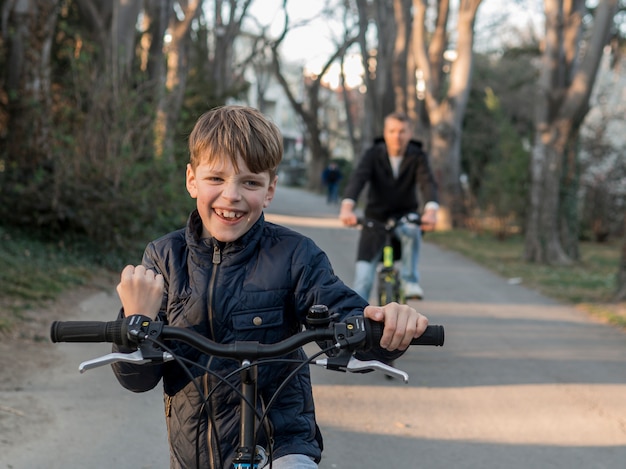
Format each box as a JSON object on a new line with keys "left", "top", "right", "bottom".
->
{"left": 357, "top": 213, "right": 422, "bottom": 306}
{"left": 50, "top": 306, "right": 444, "bottom": 468}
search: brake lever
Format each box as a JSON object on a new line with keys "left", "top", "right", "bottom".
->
{"left": 313, "top": 356, "right": 409, "bottom": 383}
{"left": 78, "top": 350, "right": 174, "bottom": 373}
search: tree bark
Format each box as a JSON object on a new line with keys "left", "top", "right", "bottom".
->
{"left": 412, "top": 0, "right": 482, "bottom": 228}
{"left": 4, "top": 0, "right": 60, "bottom": 171}
{"left": 524, "top": 0, "right": 618, "bottom": 264}
{"left": 356, "top": 0, "right": 396, "bottom": 141}
{"left": 154, "top": 0, "right": 201, "bottom": 162}
{"left": 616, "top": 211, "right": 626, "bottom": 301}
{"left": 392, "top": 0, "right": 411, "bottom": 113}
{"left": 111, "top": 0, "right": 143, "bottom": 95}
{"left": 355, "top": 0, "right": 377, "bottom": 147}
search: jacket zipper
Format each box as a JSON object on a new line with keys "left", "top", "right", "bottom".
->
{"left": 208, "top": 243, "right": 221, "bottom": 340}
{"left": 206, "top": 242, "right": 221, "bottom": 468}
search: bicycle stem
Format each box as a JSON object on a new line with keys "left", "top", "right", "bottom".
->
{"left": 233, "top": 360, "right": 267, "bottom": 467}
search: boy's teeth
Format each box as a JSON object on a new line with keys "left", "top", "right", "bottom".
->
{"left": 217, "top": 209, "right": 240, "bottom": 219}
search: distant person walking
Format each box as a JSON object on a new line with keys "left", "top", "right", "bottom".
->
{"left": 321, "top": 162, "right": 343, "bottom": 205}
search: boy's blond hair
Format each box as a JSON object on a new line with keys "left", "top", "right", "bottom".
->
{"left": 188, "top": 105, "right": 283, "bottom": 180}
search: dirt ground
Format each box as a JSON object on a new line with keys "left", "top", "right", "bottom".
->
{"left": 0, "top": 276, "right": 117, "bottom": 452}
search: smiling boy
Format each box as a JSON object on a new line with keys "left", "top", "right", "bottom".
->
{"left": 112, "top": 105, "right": 429, "bottom": 468}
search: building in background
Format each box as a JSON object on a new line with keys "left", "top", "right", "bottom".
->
{"left": 230, "top": 36, "right": 365, "bottom": 187}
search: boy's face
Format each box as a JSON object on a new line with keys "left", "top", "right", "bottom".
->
{"left": 186, "top": 153, "right": 277, "bottom": 242}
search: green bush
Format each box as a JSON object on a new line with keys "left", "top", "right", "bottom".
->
{"left": 473, "top": 88, "right": 530, "bottom": 236}
{"left": 0, "top": 77, "right": 193, "bottom": 260}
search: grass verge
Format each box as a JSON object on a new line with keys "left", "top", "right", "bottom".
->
{"left": 426, "top": 230, "right": 626, "bottom": 329}
{"left": 1, "top": 223, "right": 624, "bottom": 334}
{"left": 0, "top": 225, "right": 122, "bottom": 333}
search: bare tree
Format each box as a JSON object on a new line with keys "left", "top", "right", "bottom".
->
{"left": 350, "top": 1, "right": 483, "bottom": 227}
{"left": 524, "top": 0, "right": 619, "bottom": 265}
{"left": 2, "top": 0, "right": 60, "bottom": 172}
{"left": 140, "top": 0, "right": 171, "bottom": 82}
{"left": 412, "top": 0, "right": 483, "bottom": 228}
{"left": 339, "top": 55, "right": 361, "bottom": 159}
{"left": 75, "top": 0, "right": 143, "bottom": 92}
{"left": 111, "top": 0, "right": 143, "bottom": 92}
{"left": 392, "top": 0, "right": 411, "bottom": 114}
{"left": 269, "top": 1, "right": 358, "bottom": 190}
{"left": 210, "top": 0, "right": 254, "bottom": 99}
{"left": 154, "top": 0, "right": 202, "bottom": 161}
{"left": 145, "top": 0, "right": 259, "bottom": 161}
{"left": 355, "top": 0, "right": 395, "bottom": 143}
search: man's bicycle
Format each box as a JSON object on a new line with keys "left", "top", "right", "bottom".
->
{"left": 50, "top": 306, "right": 444, "bottom": 468}
{"left": 357, "top": 213, "right": 422, "bottom": 306}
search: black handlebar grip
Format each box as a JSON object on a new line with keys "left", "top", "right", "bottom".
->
{"left": 365, "top": 320, "right": 444, "bottom": 347}
{"left": 410, "top": 324, "right": 444, "bottom": 346}
{"left": 50, "top": 320, "right": 124, "bottom": 344}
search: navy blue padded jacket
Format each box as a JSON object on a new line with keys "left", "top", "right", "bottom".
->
{"left": 111, "top": 210, "right": 400, "bottom": 468}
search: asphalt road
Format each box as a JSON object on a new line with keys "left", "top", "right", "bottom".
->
{"left": 3, "top": 185, "right": 626, "bottom": 468}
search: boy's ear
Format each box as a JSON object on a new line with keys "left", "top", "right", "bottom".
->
{"left": 263, "top": 176, "right": 278, "bottom": 208}
{"left": 186, "top": 164, "right": 198, "bottom": 198}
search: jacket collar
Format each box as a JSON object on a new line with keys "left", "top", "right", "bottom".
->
{"left": 185, "top": 209, "right": 265, "bottom": 257}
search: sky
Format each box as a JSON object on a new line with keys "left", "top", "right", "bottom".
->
{"left": 246, "top": 1, "right": 347, "bottom": 77}
{"left": 246, "top": 0, "right": 545, "bottom": 88}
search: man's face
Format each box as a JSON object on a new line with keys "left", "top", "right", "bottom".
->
{"left": 383, "top": 117, "right": 412, "bottom": 156}
{"left": 186, "top": 154, "right": 276, "bottom": 242}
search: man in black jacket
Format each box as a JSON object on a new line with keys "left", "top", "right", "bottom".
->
{"left": 339, "top": 111, "right": 439, "bottom": 300}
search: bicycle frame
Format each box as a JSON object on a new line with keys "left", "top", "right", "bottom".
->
{"left": 358, "top": 214, "right": 422, "bottom": 306}
{"left": 50, "top": 308, "right": 443, "bottom": 468}
{"left": 235, "top": 362, "right": 266, "bottom": 468}
{"left": 379, "top": 219, "right": 404, "bottom": 306}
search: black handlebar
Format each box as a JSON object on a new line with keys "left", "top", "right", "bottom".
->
{"left": 49, "top": 319, "right": 126, "bottom": 343}
{"left": 50, "top": 315, "right": 444, "bottom": 361}
{"left": 357, "top": 213, "right": 422, "bottom": 231}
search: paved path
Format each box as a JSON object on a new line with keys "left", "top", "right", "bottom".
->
{"left": 2, "top": 184, "right": 626, "bottom": 469}
{"left": 268, "top": 186, "right": 626, "bottom": 469}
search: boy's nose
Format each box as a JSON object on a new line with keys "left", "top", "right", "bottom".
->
{"left": 221, "top": 182, "right": 242, "bottom": 200}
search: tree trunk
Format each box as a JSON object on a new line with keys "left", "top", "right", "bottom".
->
{"left": 356, "top": 0, "right": 396, "bottom": 140}
{"left": 429, "top": 104, "right": 461, "bottom": 229}
{"left": 524, "top": 0, "right": 618, "bottom": 264}
{"left": 154, "top": 0, "right": 201, "bottom": 162}
{"left": 270, "top": 3, "right": 357, "bottom": 191}
{"left": 4, "top": 0, "right": 59, "bottom": 171}
{"left": 355, "top": 0, "right": 377, "bottom": 146}
{"left": 392, "top": 0, "right": 411, "bottom": 113}
{"left": 524, "top": 121, "right": 572, "bottom": 264}
{"left": 111, "top": 0, "right": 143, "bottom": 95}
{"left": 560, "top": 128, "right": 581, "bottom": 260}
{"left": 616, "top": 211, "right": 626, "bottom": 301}
{"left": 412, "top": 0, "right": 482, "bottom": 228}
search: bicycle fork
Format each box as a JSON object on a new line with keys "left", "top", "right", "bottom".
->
{"left": 232, "top": 361, "right": 268, "bottom": 469}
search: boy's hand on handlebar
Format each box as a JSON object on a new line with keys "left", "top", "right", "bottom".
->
{"left": 363, "top": 303, "right": 429, "bottom": 351}
{"left": 116, "top": 265, "right": 164, "bottom": 319}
